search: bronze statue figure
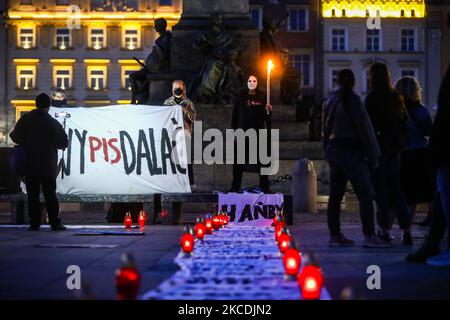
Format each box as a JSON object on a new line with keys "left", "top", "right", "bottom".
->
{"left": 260, "top": 15, "right": 302, "bottom": 105}
{"left": 188, "top": 13, "right": 244, "bottom": 105}
{"left": 129, "top": 17, "right": 172, "bottom": 104}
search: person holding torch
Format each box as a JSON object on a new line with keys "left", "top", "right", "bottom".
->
{"left": 229, "top": 69, "right": 273, "bottom": 193}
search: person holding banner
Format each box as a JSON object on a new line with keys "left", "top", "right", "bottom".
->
{"left": 10, "top": 93, "right": 68, "bottom": 231}
{"left": 164, "top": 80, "right": 196, "bottom": 184}
{"left": 229, "top": 75, "right": 272, "bottom": 193}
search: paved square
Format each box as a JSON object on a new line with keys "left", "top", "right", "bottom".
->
{"left": 0, "top": 212, "right": 449, "bottom": 300}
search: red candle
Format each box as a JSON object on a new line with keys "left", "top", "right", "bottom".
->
{"left": 180, "top": 233, "right": 194, "bottom": 254}
{"left": 138, "top": 210, "right": 146, "bottom": 228}
{"left": 205, "top": 218, "right": 213, "bottom": 234}
{"left": 275, "top": 225, "right": 286, "bottom": 242}
{"left": 283, "top": 248, "right": 301, "bottom": 279}
{"left": 278, "top": 233, "right": 291, "bottom": 253}
{"left": 212, "top": 214, "right": 221, "bottom": 230}
{"left": 298, "top": 265, "right": 323, "bottom": 300}
{"left": 124, "top": 212, "right": 132, "bottom": 229}
{"left": 115, "top": 253, "right": 141, "bottom": 300}
{"left": 195, "top": 218, "right": 206, "bottom": 240}
{"left": 223, "top": 212, "right": 229, "bottom": 225}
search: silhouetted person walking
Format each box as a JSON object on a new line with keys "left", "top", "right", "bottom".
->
{"left": 365, "top": 62, "right": 412, "bottom": 245}
{"left": 323, "top": 69, "right": 388, "bottom": 248}
{"left": 10, "top": 93, "right": 68, "bottom": 231}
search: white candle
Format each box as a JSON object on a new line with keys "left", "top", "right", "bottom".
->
{"left": 267, "top": 59, "right": 273, "bottom": 115}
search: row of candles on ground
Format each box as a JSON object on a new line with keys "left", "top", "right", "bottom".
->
{"left": 124, "top": 209, "right": 171, "bottom": 228}
{"left": 115, "top": 211, "right": 229, "bottom": 300}
{"left": 178, "top": 209, "right": 325, "bottom": 300}
{"left": 180, "top": 211, "right": 230, "bottom": 253}
{"left": 273, "top": 212, "right": 324, "bottom": 300}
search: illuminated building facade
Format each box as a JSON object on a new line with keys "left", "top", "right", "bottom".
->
{"left": 321, "top": 0, "right": 446, "bottom": 115}
{"left": 0, "top": 0, "right": 181, "bottom": 146}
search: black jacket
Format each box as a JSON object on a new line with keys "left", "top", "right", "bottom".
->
{"left": 323, "top": 87, "right": 381, "bottom": 169}
{"left": 365, "top": 90, "right": 408, "bottom": 154}
{"left": 231, "top": 89, "right": 269, "bottom": 171}
{"left": 232, "top": 89, "right": 268, "bottom": 131}
{"left": 10, "top": 109, "right": 68, "bottom": 179}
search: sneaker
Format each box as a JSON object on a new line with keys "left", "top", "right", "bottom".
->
{"left": 28, "top": 226, "right": 40, "bottom": 231}
{"left": 329, "top": 234, "right": 355, "bottom": 247}
{"left": 426, "top": 251, "right": 450, "bottom": 267}
{"left": 406, "top": 245, "right": 440, "bottom": 263}
{"left": 363, "top": 235, "right": 392, "bottom": 248}
{"left": 402, "top": 232, "right": 413, "bottom": 246}
{"left": 51, "top": 224, "right": 67, "bottom": 231}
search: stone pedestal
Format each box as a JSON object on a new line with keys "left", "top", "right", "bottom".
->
{"left": 171, "top": 0, "right": 260, "bottom": 78}
{"left": 147, "top": 73, "right": 181, "bottom": 105}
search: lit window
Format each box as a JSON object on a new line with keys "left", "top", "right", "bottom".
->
{"left": 401, "top": 29, "right": 416, "bottom": 52}
{"left": 123, "top": 29, "right": 139, "bottom": 50}
{"left": 118, "top": 60, "right": 142, "bottom": 91}
{"left": 90, "top": 28, "right": 106, "bottom": 49}
{"left": 54, "top": 67, "right": 72, "bottom": 90}
{"left": 123, "top": 70, "right": 135, "bottom": 90}
{"left": 330, "top": 69, "right": 340, "bottom": 92}
{"left": 19, "top": 28, "right": 35, "bottom": 49}
{"left": 18, "top": 68, "right": 35, "bottom": 90}
{"left": 90, "top": 69, "right": 105, "bottom": 90}
{"left": 289, "top": 54, "right": 312, "bottom": 86}
{"left": 331, "top": 29, "right": 347, "bottom": 51}
{"left": 366, "top": 29, "right": 381, "bottom": 51}
{"left": 249, "top": 7, "right": 262, "bottom": 30}
{"left": 56, "top": 29, "right": 71, "bottom": 49}
{"left": 288, "top": 8, "right": 309, "bottom": 31}
{"left": 363, "top": 68, "right": 370, "bottom": 93}
{"left": 85, "top": 59, "right": 109, "bottom": 90}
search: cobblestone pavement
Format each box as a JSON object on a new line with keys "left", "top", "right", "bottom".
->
{"left": 0, "top": 211, "right": 449, "bottom": 300}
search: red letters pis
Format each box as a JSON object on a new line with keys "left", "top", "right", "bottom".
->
{"left": 88, "top": 136, "right": 121, "bottom": 164}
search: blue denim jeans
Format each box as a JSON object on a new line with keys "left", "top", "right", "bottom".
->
{"left": 437, "top": 167, "right": 450, "bottom": 235}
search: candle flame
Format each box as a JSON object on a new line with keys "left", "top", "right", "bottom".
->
{"left": 267, "top": 59, "right": 274, "bottom": 75}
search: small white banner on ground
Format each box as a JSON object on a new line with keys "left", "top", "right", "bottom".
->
{"left": 218, "top": 193, "right": 284, "bottom": 226}
{"left": 50, "top": 105, "right": 191, "bottom": 194}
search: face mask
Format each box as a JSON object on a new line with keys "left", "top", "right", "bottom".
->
{"left": 52, "top": 99, "right": 65, "bottom": 108}
{"left": 247, "top": 76, "right": 258, "bottom": 91}
{"left": 173, "top": 88, "right": 184, "bottom": 97}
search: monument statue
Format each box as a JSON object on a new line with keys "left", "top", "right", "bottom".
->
{"left": 129, "top": 18, "right": 172, "bottom": 104}
{"left": 188, "top": 13, "right": 245, "bottom": 105}
{"left": 260, "top": 15, "right": 302, "bottom": 105}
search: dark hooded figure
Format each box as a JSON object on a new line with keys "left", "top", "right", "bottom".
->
{"left": 229, "top": 75, "right": 272, "bottom": 193}
{"left": 129, "top": 17, "right": 172, "bottom": 104}
{"left": 10, "top": 93, "right": 68, "bottom": 231}
{"left": 260, "top": 15, "right": 302, "bottom": 105}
